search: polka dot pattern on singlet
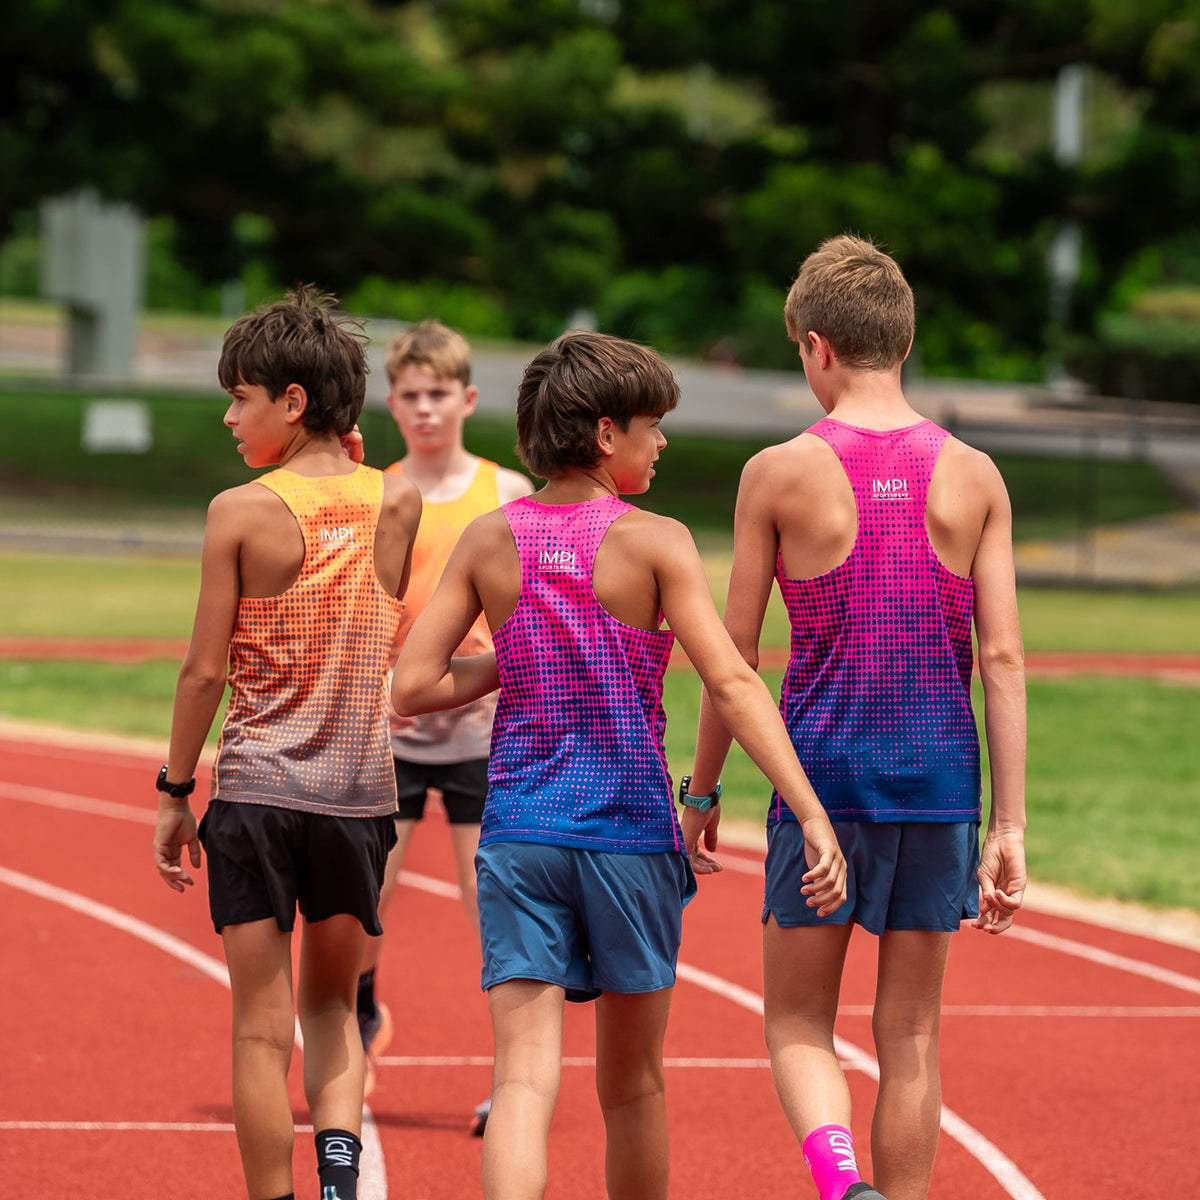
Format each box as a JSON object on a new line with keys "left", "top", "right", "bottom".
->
{"left": 213, "top": 466, "right": 403, "bottom": 817}
{"left": 771, "top": 419, "right": 980, "bottom": 824}
{"left": 483, "top": 495, "right": 680, "bottom": 854}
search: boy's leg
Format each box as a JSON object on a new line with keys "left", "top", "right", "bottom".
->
{"left": 594, "top": 987, "right": 674, "bottom": 1200}
{"left": 869, "top": 929, "right": 952, "bottom": 1200}
{"left": 357, "top": 816, "right": 414, "bottom": 1091}
{"left": 763, "top": 916, "right": 855, "bottom": 1137}
{"left": 298, "top": 913, "right": 371, "bottom": 1136}
{"left": 359, "top": 815, "right": 416, "bottom": 987}
{"left": 448, "top": 819, "right": 482, "bottom": 936}
{"left": 222, "top": 918, "right": 297, "bottom": 1200}
{"left": 482, "top": 980, "right": 565, "bottom": 1200}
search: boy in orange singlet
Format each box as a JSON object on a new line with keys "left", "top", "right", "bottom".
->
{"left": 152, "top": 286, "right": 422, "bottom": 1200}
{"left": 355, "top": 320, "right": 532, "bottom": 1121}
{"left": 684, "top": 235, "right": 1027, "bottom": 1200}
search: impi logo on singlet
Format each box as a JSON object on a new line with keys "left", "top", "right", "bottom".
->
{"left": 872, "top": 477, "right": 909, "bottom": 498}
{"left": 320, "top": 526, "right": 356, "bottom": 542}
{"left": 538, "top": 547, "right": 577, "bottom": 572}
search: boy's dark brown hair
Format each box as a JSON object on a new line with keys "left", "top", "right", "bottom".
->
{"left": 218, "top": 284, "right": 369, "bottom": 436}
{"left": 515, "top": 330, "right": 680, "bottom": 479}
{"left": 384, "top": 318, "right": 472, "bottom": 387}
{"left": 784, "top": 234, "right": 915, "bottom": 370}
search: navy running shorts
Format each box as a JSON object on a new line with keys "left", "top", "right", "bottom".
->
{"left": 763, "top": 819, "right": 980, "bottom": 935}
{"left": 393, "top": 756, "right": 488, "bottom": 824}
{"left": 199, "top": 799, "right": 397, "bottom": 935}
{"left": 475, "top": 842, "right": 698, "bottom": 1002}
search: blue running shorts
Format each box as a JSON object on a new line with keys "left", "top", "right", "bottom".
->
{"left": 763, "top": 820, "right": 980, "bottom": 935}
{"left": 476, "top": 842, "right": 697, "bottom": 1002}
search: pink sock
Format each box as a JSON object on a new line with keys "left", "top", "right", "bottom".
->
{"left": 801, "top": 1124, "right": 862, "bottom": 1200}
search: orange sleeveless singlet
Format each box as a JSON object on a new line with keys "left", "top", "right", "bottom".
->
{"left": 212, "top": 465, "right": 403, "bottom": 816}
{"left": 383, "top": 457, "right": 500, "bottom": 764}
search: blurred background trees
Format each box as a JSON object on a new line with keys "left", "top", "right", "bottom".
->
{"left": 5, "top": 0, "right": 1200, "bottom": 391}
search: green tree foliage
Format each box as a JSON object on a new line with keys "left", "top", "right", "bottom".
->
{"left": 6, "top": 0, "right": 1200, "bottom": 381}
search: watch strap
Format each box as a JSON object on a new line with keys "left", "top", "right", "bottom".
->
{"left": 679, "top": 775, "right": 721, "bottom": 811}
{"left": 156, "top": 765, "right": 196, "bottom": 799}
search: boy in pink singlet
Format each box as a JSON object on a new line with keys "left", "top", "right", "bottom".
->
{"left": 685, "top": 235, "right": 1027, "bottom": 1200}
{"left": 391, "top": 330, "right": 848, "bottom": 1200}
{"left": 152, "top": 287, "right": 421, "bottom": 1200}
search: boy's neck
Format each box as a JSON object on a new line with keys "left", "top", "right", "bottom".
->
{"left": 399, "top": 442, "right": 479, "bottom": 499}
{"left": 822, "top": 370, "right": 921, "bottom": 431}
{"left": 277, "top": 432, "right": 357, "bottom": 476}
{"left": 536, "top": 468, "right": 619, "bottom": 505}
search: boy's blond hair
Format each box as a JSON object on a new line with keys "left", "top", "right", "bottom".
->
{"left": 384, "top": 318, "right": 472, "bottom": 387}
{"left": 784, "top": 234, "right": 914, "bottom": 370}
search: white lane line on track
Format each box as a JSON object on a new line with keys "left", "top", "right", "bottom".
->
{"left": 1009, "top": 925, "right": 1200, "bottom": 996}
{"left": 375, "top": 1055, "right": 775, "bottom": 1068}
{"left": 0, "top": 866, "right": 387, "bottom": 1199}
{"left": 0, "top": 780, "right": 155, "bottom": 823}
{"left": 845, "top": 1004, "right": 1200, "bottom": 1017}
{"left": 7, "top": 783, "right": 1197, "bottom": 1199}
{"left": 675, "top": 961, "right": 1048, "bottom": 1200}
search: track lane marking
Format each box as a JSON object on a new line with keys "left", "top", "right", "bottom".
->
{"left": 10, "top": 778, "right": 1200, "bottom": 1200}
{"left": 675, "top": 962, "right": 1047, "bottom": 1200}
{"left": 0, "top": 866, "right": 387, "bottom": 1200}
{"left": 1008, "top": 925, "right": 1200, "bottom": 995}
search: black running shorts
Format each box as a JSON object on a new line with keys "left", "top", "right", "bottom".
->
{"left": 199, "top": 799, "right": 398, "bottom": 934}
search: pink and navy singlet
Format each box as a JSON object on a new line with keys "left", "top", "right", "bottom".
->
{"left": 481, "top": 495, "right": 681, "bottom": 854}
{"left": 770, "top": 418, "right": 980, "bottom": 826}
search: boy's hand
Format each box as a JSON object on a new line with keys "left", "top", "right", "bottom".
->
{"left": 341, "top": 424, "right": 365, "bottom": 464}
{"left": 153, "top": 801, "right": 201, "bottom": 892}
{"left": 799, "top": 814, "right": 847, "bottom": 916}
{"left": 973, "top": 829, "right": 1026, "bottom": 934}
{"left": 681, "top": 804, "right": 723, "bottom": 875}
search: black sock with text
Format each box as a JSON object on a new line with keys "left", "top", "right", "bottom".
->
{"left": 315, "top": 1127, "right": 361, "bottom": 1200}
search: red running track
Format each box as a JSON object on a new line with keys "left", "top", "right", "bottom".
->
{"left": 2, "top": 730, "right": 1198, "bottom": 1199}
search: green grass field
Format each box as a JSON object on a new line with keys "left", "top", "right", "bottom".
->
{"left": 1, "top": 548, "right": 1197, "bottom": 913}
{"left": 1, "top": 382, "right": 1197, "bottom": 914}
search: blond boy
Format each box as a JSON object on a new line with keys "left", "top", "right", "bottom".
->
{"left": 684, "top": 235, "right": 1027, "bottom": 1200}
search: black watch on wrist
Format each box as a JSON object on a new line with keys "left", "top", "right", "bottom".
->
{"left": 156, "top": 765, "right": 196, "bottom": 799}
{"left": 679, "top": 775, "right": 721, "bottom": 813}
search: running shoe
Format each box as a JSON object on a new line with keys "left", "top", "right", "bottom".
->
{"left": 843, "top": 1185, "right": 887, "bottom": 1199}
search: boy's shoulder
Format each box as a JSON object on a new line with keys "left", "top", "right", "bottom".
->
{"left": 607, "top": 505, "right": 695, "bottom": 552}
{"left": 737, "top": 431, "right": 832, "bottom": 493}
{"left": 207, "top": 476, "right": 281, "bottom": 520}
{"left": 935, "top": 433, "right": 1006, "bottom": 489}
{"left": 496, "top": 462, "right": 535, "bottom": 502}
{"left": 381, "top": 466, "right": 423, "bottom": 513}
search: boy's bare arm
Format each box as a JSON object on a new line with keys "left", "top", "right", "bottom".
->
{"left": 691, "top": 453, "right": 780, "bottom": 773}
{"left": 391, "top": 521, "right": 500, "bottom": 716}
{"left": 378, "top": 471, "right": 422, "bottom": 599}
{"left": 655, "top": 518, "right": 846, "bottom": 914}
{"left": 970, "top": 458, "right": 1027, "bottom": 933}
{"left": 687, "top": 454, "right": 781, "bottom": 863}
{"left": 155, "top": 490, "right": 244, "bottom": 890}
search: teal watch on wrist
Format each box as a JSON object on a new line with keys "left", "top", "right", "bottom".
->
{"left": 679, "top": 775, "right": 721, "bottom": 813}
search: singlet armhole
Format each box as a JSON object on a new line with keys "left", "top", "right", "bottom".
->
{"left": 593, "top": 509, "right": 671, "bottom": 634}
{"left": 925, "top": 442, "right": 973, "bottom": 582}
{"left": 238, "top": 479, "right": 306, "bottom": 600}
{"left": 484, "top": 510, "right": 525, "bottom": 638}
{"left": 776, "top": 435, "right": 859, "bottom": 583}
